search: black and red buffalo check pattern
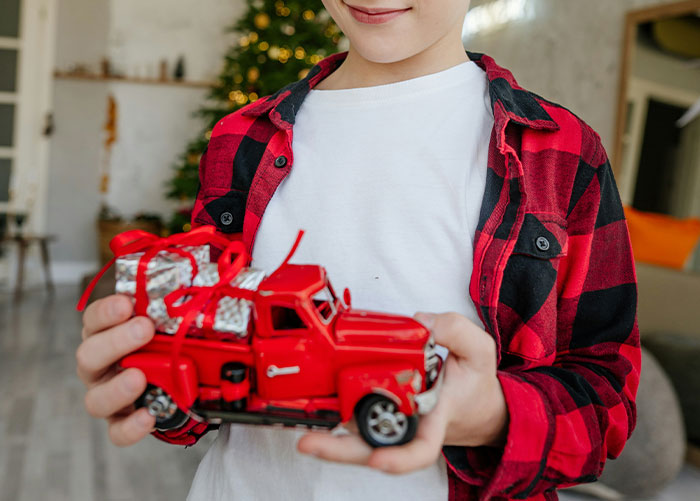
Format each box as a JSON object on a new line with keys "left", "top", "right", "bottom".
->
{"left": 155, "top": 51, "right": 641, "bottom": 501}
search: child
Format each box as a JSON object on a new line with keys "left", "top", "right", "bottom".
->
{"left": 76, "top": 1, "right": 641, "bottom": 499}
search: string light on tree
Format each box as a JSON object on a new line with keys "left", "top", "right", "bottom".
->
{"left": 268, "top": 45, "right": 281, "bottom": 60}
{"left": 254, "top": 13, "right": 270, "bottom": 29}
{"left": 247, "top": 67, "right": 260, "bottom": 83}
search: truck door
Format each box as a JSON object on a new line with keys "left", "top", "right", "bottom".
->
{"left": 254, "top": 304, "right": 334, "bottom": 400}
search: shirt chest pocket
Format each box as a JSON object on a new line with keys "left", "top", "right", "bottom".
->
{"left": 497, "top": 212, "right": 568, "bottom": 365}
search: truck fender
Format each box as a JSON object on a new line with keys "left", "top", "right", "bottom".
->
{"left": 120, "top": 353, "right": 199, "bottom": 412}
{"left": 336, "top": 364, "right": 417, "bottom": 423}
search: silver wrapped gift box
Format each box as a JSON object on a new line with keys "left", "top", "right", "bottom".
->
{"left": 115, "top": 245, "right": 265, "bottom": 339}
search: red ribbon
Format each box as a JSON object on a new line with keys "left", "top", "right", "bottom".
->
{"left": 76, "top": 226, "right": 234, "bottom": 312}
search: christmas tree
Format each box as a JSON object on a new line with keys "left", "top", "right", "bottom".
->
{"left": 166, "top": 0, "right": 343, "bottom": 234}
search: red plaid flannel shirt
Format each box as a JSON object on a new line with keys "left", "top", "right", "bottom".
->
{"left": 156, "top": 51, "right": 641, "bottom": 501}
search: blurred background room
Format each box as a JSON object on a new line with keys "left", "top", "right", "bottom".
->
{"left": 1, "top": 0, "right": 699, "bottom": 500}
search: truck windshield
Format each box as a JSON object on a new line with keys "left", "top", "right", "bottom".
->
{"left": 312, "top": 285, "right": 337, "bottom": 324}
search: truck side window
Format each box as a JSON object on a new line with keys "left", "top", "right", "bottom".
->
{"left": 270, "top": 306, "right": 307, "bottom": 332}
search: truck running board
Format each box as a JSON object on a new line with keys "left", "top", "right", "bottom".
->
{"left": 193, "top": 407, "right": 342, "bottom": 429}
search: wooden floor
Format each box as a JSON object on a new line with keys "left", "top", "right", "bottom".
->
{"left": 1, "top": 285, "right": 699, "bottom": 501}
{"left": 0, "top": 286, "right": 213, "bottom": 501}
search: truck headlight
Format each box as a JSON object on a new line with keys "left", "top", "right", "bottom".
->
{"left": 424, "top": 334, "right": 439, "bottom": 387}
{"left": 411, "top": 371, "right": 422, "bottom": 393}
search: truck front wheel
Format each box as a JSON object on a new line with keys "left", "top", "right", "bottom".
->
{"left": 137, "top": 385, "right": 188, "bottom": 430}
{"left": 355, "top": 395, "right": 418, "bottom": 447}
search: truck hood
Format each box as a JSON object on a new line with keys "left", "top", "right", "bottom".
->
{"left": 334, "top": 310, "right": 429, "bottom": 347}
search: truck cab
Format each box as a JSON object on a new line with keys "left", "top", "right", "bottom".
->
{"left": 253, "top": 264, "right": 341, "bottom": 400}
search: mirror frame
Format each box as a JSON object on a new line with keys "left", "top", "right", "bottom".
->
{"left": 613, "top": 0, "right": 700, "bottom": 176}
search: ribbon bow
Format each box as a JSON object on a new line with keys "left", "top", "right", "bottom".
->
{"left": 76, "top": 225, "right": 240, "bottom": 312}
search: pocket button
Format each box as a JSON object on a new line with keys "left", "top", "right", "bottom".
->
{"left": 536, "top": 236, "right": 550, "bottom": 252}
{"left": 220, "top": 212, "right": 234, "bottom": 226}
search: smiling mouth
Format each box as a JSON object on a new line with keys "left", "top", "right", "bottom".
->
{"left": 344, "top": 2, "right": 411, "bottom": 24}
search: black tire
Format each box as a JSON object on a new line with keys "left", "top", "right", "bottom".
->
{"left": 221, "top": 397, "right": 247, "bottom": 412}
{"left": 136, "top": 384, "right": 188, "bottom": 430}
{"left": 355, "top": 394, "right": 418, "bottom": 448}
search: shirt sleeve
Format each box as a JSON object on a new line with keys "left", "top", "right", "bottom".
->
{"left": 443, "top": 136, "right": 641, "bottom": 498}
{"left": 151, "top": 419, "right": 217, "bottom": 447}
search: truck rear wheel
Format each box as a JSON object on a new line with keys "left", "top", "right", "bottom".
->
{"left": 356, "top": 395, "right": 418, "bottom": 447}
{"left": 137, "top": 385, "right": 188, "bottom": 430}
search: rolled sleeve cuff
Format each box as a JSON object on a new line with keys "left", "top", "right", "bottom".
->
{"left": 443, "top": 371, "right": 552, "bottom": 498}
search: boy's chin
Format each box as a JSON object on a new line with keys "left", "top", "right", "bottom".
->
{"left": 350, "top": 41, "right": 424, "bottom": 65}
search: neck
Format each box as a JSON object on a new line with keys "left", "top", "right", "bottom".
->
{"left": 316, "top": 28, "right": 470, "bottom": 90}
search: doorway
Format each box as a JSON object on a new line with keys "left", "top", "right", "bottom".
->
{"left": 0, "top": 0, "right": 58, "bottom": 285}
{"left": 632, "top": 99, "right": 687, "bottom": 215}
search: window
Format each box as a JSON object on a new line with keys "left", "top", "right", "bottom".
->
{"left": 312, "top": 286, "right": 337, "bottom": 324}
{"left": 270, "top": 306, "right": 307, "bottom": 332}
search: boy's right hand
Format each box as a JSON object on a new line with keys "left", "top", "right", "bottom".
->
{"left": 76, "top": 294, "right": 157, "bottom": 446}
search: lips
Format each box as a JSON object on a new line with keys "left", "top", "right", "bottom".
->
{"left": 346, "top": 3, "right": 409, "bottom": 14}
{"left": 344, "top": 2, "right": 411, "bottom": 25}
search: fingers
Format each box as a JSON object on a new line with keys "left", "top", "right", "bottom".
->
{"left": 297, "top": 432, "right": 373, "bottom": 465}
{"left": 82, "top": 295, "right": 134, "bottom": 339}
{"left": 298, "top": 425, "right": 444, "bottom": 474}
{"left": 78, "top": 295, "right": 155, "bottom": 449}
{"left": 415, "top": 312, "right": 494, "bottom": 362}
{"left": 368, "top": 434, "right": 442, "bottom": 474}
{"left": 76, "top": 316, "right": 155, "bottom": 385}
{"left": 107, "top": 407, "right": 156, "bottom": 447}
{"left": 84, "top": 368, "right": 147, "bottom": 419}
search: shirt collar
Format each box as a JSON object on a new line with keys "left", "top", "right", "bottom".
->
{"left": 242, "top": 50, "right": 559, "bottom": 132}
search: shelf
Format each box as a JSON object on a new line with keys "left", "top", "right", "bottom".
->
{"left": 53, "top": 71, "right": 214, "bottom": 89}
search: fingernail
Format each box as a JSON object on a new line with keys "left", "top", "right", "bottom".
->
{"left": 416, "top": 312, "right": 436, "bottom": 329}
{"left": 123, "top": 372, "right": 141, "bottom": 393}
{"left": 139, "top": 410, "right": 154, "bottom": 427}
{"left": 131, "top": 320, "right": 149, "bottom": 342}
{"left": 111, "top": 297, "right": 128, "bottom": 319}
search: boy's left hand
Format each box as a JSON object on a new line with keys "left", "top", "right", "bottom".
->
{"left": 297, "top": 312, "right": 509, "bottom": 474}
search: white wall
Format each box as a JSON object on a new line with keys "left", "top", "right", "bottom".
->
{"left": 104, "top": 84, "right": 207, "bottom": 219}
{"left": 466, "top": 0, "right": 684, "bottom": 153}
{"left": 47, "top": 0, "right": 244, "bottom": 281}
{"left": 107, "top": 0, "right": 241, "bottom": 83}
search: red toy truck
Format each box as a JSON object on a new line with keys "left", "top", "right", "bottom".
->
{"left": 120, "top": 253, "right": 443, "bottom": 448}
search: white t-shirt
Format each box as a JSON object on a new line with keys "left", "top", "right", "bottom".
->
{"left": 188, "top": 60, "right": 494, "bottom": 501}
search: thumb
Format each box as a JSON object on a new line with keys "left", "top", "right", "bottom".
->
{"left": 414, "top": 312, "right": 487, "bottom": 360}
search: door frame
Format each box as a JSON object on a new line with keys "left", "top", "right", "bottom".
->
{"left": 613, "top": 0, "right": 700, "bottom": 177}
{"left": 0, "top": 0, "right": 57, "bottom": 233}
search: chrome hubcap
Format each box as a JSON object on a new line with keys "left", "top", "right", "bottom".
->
{"left": 366, "top": 400, "right": 408, "bottom": 445}
{"left": 143, "top": 387, "right": 178, "bottom": 421}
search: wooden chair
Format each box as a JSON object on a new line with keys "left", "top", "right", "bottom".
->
{"left": 0, "top": 214, "right": 56, "bottom": 298}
